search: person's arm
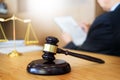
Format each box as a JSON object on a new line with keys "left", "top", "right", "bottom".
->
{"left": 61, "top": 32, "right": 77, "bottom": 49}
{"left": 63, "top": 41, "right": 78, "bottom": 49}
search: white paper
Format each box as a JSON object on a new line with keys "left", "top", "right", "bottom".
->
{"left": 54, "top": 16, "right": 87, "bottom": 45}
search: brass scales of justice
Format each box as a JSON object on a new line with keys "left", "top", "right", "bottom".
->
{"left": 0, "top": 15, "right": 39, "bottom": 57}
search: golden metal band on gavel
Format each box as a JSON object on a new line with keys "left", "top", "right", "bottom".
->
{"left": 43, "top": 44, "right": 58, "bottom": 53}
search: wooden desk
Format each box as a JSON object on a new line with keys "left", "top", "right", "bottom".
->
{"left": 0, "top": 50, "right": 120, "bottom": 80}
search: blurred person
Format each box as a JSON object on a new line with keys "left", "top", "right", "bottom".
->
{"left": 61, "top": 0, "right": 120, "bottom": 56}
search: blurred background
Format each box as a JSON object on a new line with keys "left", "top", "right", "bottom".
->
{"left": 0, "top": 0, "right": 104, "bottom": 47}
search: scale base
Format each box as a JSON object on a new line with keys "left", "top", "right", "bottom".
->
{"left": 8, "top": 50, "right": 22, "bottom": 57}
{"left": 27, "top": 59, "right": 71, "bottom": 75}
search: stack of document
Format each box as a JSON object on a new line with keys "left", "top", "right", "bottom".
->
{"left": 0, "top": 40, "right": 43, "bottom": 54}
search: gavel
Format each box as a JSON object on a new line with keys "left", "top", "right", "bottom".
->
{"left": 27, "top": 36, "right": 105, "bottom": 75}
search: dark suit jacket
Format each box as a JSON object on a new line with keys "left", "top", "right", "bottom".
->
{"left": 64, "top": 4, "right": 120, "bottom": 56}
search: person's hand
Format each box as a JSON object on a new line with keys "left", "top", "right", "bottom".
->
{"left": 61, "top": 32, "right": 72, "bottom": 44}
{"left": 79, "top": 22, "right": 90, "bottom": 33}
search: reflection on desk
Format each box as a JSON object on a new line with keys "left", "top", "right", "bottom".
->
{"left": 0, "top": 50, "right": 120, "bottom": 80}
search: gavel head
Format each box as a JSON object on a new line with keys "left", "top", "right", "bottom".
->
{"left": 42, "top": 36, "right": 59, "bottom": 62}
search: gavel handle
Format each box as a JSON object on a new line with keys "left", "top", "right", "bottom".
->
{"left": 57, "top": 48, "right": 105, "bottom": 64}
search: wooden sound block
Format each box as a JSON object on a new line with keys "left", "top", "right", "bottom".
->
{"left": 27, "top": 59, "right": 71, "bottom": 75}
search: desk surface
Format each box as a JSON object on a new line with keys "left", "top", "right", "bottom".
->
{"left": 0, "top": 50, "right": 120, "bottom": 80}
